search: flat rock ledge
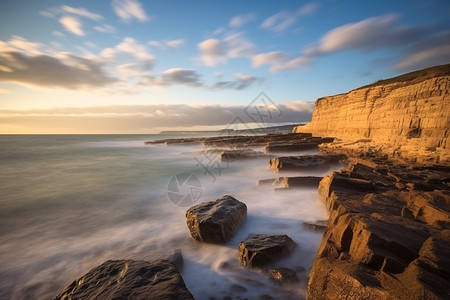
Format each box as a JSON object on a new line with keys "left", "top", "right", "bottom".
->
{"left": 269, "top": 154, "right": 346, "bottom": 173}
{"left": 238, "top": 234, "right": 296, "bottom": 268}
{"left": 53, "top": 259, "right": 194, "bottom": 300}
{"left": 186, "top": 195, "right": 247, "bottom": 243}
{"left": 308, "top": 159, "right": 450, "bottom": 300}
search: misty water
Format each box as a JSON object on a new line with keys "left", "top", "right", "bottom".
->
{"left": 0, "top": 134, "right": 339, "bottom": 299}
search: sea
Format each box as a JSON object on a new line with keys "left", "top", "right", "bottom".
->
{"left": 0, "top": 134, "right": 338, "bottom": 300}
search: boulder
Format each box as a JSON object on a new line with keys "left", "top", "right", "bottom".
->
{"left": 53, "top": 259, "right": 194, "bottom": 300}
{"left": 186, "top": 195, "right": 247, "bottom": 243}
{"left": 238, "top": 234, "right": 296, "bottom": 267}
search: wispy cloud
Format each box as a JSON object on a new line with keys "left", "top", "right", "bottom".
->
{"left": 94, "top": 24, "right": 116, "bottom": 34}
{"left": 198, "top": 32, "right": 256, "bottom": 66}
{"left": 0, "top": 101, "right": 314, "bottom": 133}
{"left": 261, "top": 2, "right": 318, "bottom": 32}
{"left": 395, "top": 30, "right": 450, "bottom": 70}
{"left": 311, "top": 14, "right": 422, "bottom": 54}
{"left": 263, "top": 14, "right": 435, "bottom": 72}
{"left": 210, "top": 73, "right": 263, "bottom": 90}
{"left": 148, "top": 39, "right": 185, "bottom": 49}
{"left": 229, "top": 13, "right": 256, "bottom": 28}
{"left": 60, "top": 16, "right": 85, "bottom": 36}
{"left": 61, "top": 5, "right": 104, "bottom": 21}
{"left": 112, "top": 0, "right": 149, "bottom": 23}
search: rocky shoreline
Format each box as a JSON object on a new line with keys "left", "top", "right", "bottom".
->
{"left": 54, "top": 65, "right": 449, "bottom": 299}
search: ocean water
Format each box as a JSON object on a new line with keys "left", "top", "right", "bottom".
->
{"left": 0, "top": 134, "right": 337, "bottom": 299}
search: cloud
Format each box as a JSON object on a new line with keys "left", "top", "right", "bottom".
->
{"left": 313, "top": 14, "right": 422, "bottom": 54}
{"left": 6, "top": 36, "right": 43, "bottom": 55}
{"left": 395, "top": 31, "right": 450, "bottom": 71}
{"left": 229, "top": 13, "right": 256, "bottom": 28}
{"left": 162, "top": 68, "right": 202, "bottom": 87}
{"left": 252, "top": 51, "right": 285, "bottom": 68}
{"left": 116, "top": 37, "right": 154, "bottom": 61}
{"left": 225, "top": 32, "right": 256, "bottom": 58}
{"left": 165, "top": 39, "right": 185, "bottom": 49}
{"left": 198, "top": 39, "right": 226, "bottom": 66}
{"left": 148, "top": 39, "right": 185, "bottom": 49}
{"left": 261, "top": 3, "right": 317, "bottom": 32}
{"left": 60, "top": 16, "right": 84, "bottom": 36}
{"left": 0, "top": 101, "right": 314, "bottom": 133}
{"left": 101, "top": 37, "right": 155, "bottom": 69}
{"left": 0, "top": 51, "right": 117, "bottom": 89}
{"left": 61, "top": 5, "right": 104, "bottom": 21}
{"left": 211, "top": 73, "right": 262, "bottom": 90}
{"left": 264, "top": 14, "right": 429, "bottom": 72}
{"left": 112, "top": 0, "right": 149, "bottom": 23}
{"left": 198, "top": 32, "right": 256, "bottom": 66}
{"left": 94, "top": 24, "right": 116, "bottom": 33}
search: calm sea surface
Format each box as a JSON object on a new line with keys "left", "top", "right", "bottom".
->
{"left": 0, "top": 134, "right": 333, "bottom": 299}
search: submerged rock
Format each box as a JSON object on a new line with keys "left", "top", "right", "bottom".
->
{"left": 53, "top": 259, "right": 194, "bottom": 300}
{"left": 186, "top": 195, "right": 247, "bottom": 243}
{"left": 238, "top": 234, "right": 296, "bottom": 267}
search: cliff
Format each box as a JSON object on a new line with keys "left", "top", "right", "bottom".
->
{"left": 294, "top": 64, "right": 450, "bottom": 164}
{"left": 298, "top": 65, "right": 450, "bottom": 300}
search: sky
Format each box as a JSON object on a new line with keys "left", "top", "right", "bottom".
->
{"left": 0, "top": 0, "right": 449, "bottom": 133}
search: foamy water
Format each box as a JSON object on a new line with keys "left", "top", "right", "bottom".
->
{"left": 0, "top": 135, "right": 338, "bottom": 299}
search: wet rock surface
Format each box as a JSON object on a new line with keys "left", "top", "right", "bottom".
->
{"left": 238, "top": 234, "right": 296, "bottom": 267}
{"left": 308, "top": 159, "right": 450, "bottom": 300}
{"left": 269, "top": 154, "right": 345, "bottom": 172}
{"left": 54, "top": 259, "right": 194, "bottom": 300}
{"left": 186, "top": 195, "right": 247, "bottom": 243}
{"left": 269, "top": 267, "right": 299, "bottom": 283}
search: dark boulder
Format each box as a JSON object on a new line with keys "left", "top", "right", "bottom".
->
{"left": 186, "top": 195, "right": 247, "bottom": 243}
{"left": 53, "top": 259, "right": 194, "bottom": 300}
{"left": 238, "top": 234, "right": 296, "bottom": 267}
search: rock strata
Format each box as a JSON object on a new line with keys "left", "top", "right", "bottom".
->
{"left": 294, "top": 64, "right": 450, "bottom": 164}
{"left": 186, "top": 195, "right": 247, "bottom": 243}
{"left": 269, "top": 154, "right": 345, "bottom": 172}
{"left": 308, "top": 159, "right": 450, "bottom": 300}
{"left": 53, "top": 259, "right": 194, "bottom": 300}
{"left": 238, "top": 234, "right": 296, "bottom": 267}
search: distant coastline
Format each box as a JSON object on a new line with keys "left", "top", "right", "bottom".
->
{"left": 160, "top": 123, "right": 305, "bottom": 135}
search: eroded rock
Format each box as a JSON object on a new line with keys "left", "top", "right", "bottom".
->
{"left": 186, "top": 195, "right": 247, "bottom": 243}
{"left": 238, "top": 234, "right": 296, "bottom": 267}
{"left": 53, "top": 259, "right": 194, "bottom": 300}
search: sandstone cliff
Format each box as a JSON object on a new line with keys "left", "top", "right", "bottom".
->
{"left": 294, "top": 64, "right": 450, "bottom": 164}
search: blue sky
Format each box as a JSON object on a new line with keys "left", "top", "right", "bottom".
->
{"left": 0, "top": 0, "right": 449, "bottom": 133}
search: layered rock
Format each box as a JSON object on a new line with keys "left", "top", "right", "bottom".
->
{"left": 54, "top": 259, "right": 194, "bottom": 300}
{"left": 238, "top": 234, "right": 296, "bottom": 267}
{"left": 269, "top": 154, "right": 345, "bottom": 172}
{"left": 294, "top": 64, "right": 450, "bottom": 164}
{"left": 186, "top": 195, "right": 247, "bottom": 243}
{"left": 308, "top": 160, "right": 450, "bottom": 299}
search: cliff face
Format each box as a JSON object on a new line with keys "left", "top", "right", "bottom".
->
{"left": 294, "top": 73, "right": 450, "bottom": 164}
